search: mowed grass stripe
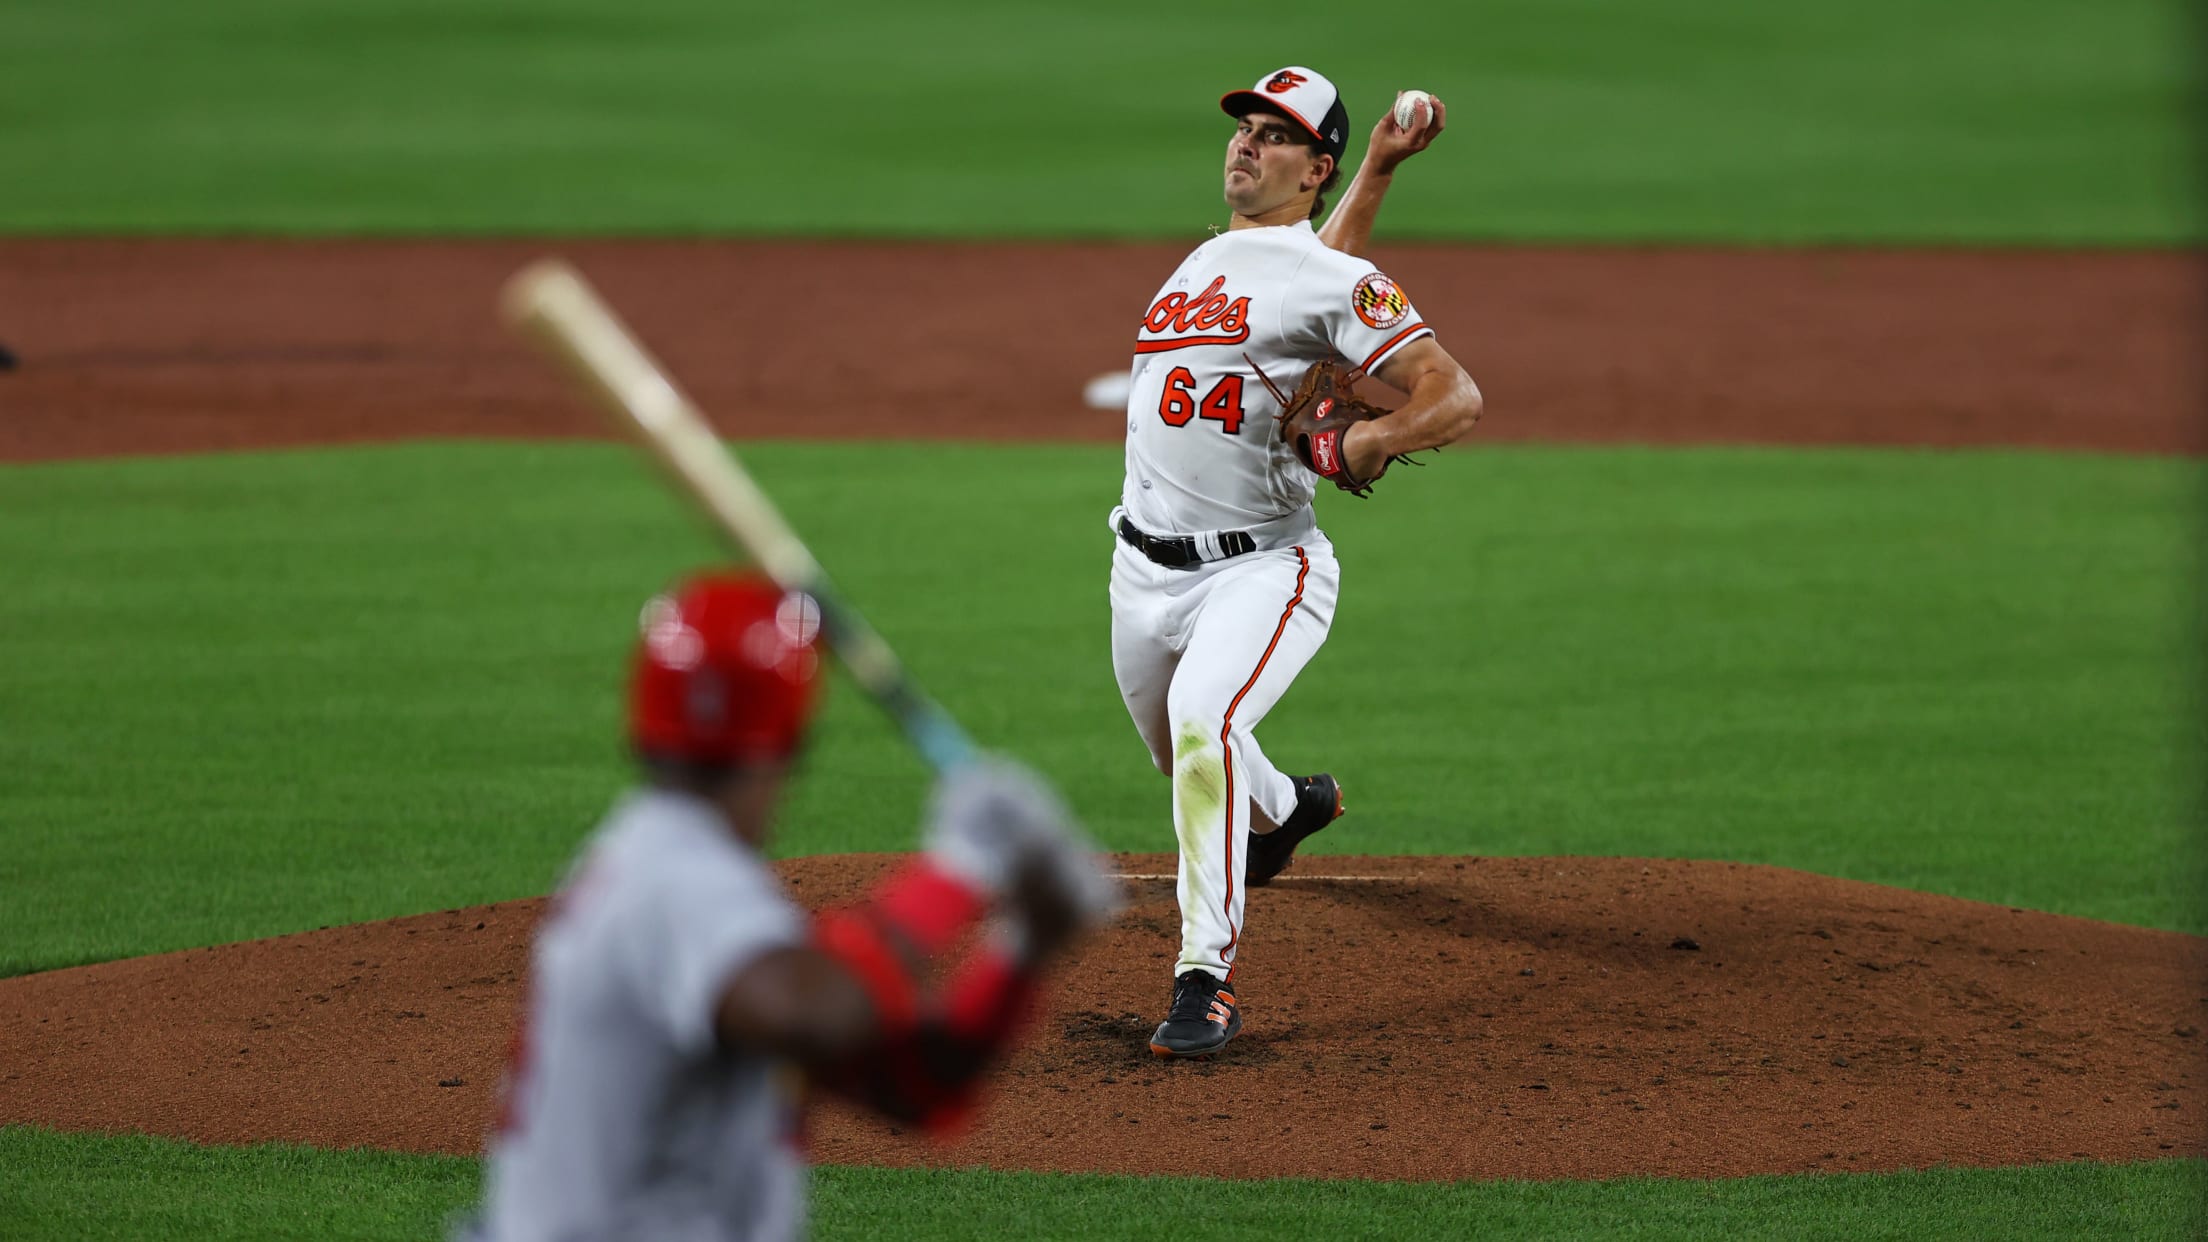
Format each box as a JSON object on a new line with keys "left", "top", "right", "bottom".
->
{"left": 0, "top": 441, "right": 2196, "bottom": 978}
{"left": 1, "top": 0, "right": 2193, "bottom": 242}
{"left": 0, "top": 1127, "right": 2201, "bottom": 1242}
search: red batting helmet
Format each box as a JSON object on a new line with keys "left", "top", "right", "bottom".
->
{"left": 628, "top": 571, "right": 825, "bottom": 765}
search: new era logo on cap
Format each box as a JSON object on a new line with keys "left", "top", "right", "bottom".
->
{"left": 1221, "top": 65, "right": 1349, "bottom": 163}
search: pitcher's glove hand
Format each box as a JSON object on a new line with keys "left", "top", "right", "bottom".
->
{"left": 1250, "top": 357, "right": 1419, "bottom": 498}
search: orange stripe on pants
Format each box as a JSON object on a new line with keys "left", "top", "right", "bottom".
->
{"left": 1216, "top": 545, "right": 1310, "bottom": 968}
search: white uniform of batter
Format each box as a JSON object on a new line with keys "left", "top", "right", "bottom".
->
{"left": 1111, "top": 220, "right": 1430, "bottom": 982}
{"left": 472, "top": 790, "right": 807, "bottom": 1242}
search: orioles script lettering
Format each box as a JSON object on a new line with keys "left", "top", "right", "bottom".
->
{"left": 1136, "top": 276, "right": 1252, "bottom": 352}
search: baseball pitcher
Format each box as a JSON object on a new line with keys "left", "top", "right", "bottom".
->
{"left": 1111, "top": 67, "right": 1483, "bottom": 1057}
{"left": 464, "top": 572, "right": 1116, "bottom": 1241}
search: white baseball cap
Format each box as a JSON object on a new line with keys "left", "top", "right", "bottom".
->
{"left": 1220, "top": 66, "right": 1350, "bottom": 163}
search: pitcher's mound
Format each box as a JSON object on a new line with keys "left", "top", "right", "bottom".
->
{"left": 3, "top": 854, "right": 2200, "bottom": 1181}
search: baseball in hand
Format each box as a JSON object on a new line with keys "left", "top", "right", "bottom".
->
{"left": 1392, "top": 90, "right": 1435, "bottom": 132}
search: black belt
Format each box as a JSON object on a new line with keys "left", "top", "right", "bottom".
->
{"left": 1116, "top": 516, "right": 1257, "bottom": 569}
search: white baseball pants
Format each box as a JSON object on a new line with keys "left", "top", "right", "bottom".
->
{"left": 1109, "top": 527, "right": 1340, "bottom": 983}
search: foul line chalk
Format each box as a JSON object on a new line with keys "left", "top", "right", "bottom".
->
{"left": 1107, "top": 872, "right": 1403, "bottom": 883}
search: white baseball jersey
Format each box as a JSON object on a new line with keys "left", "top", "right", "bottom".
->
{"left": 1110, "top": 220, "right": 1430, "bottom": 984}
{"left": 1119, "top": 220, "right": 1431, "bottom": 536}
{"left": 474, "top": 789, "right": 807, "bottom": 1242}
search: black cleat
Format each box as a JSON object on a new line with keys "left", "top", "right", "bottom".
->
{"left": 1148, "top": 969, "right": 1241, "bottom": 1058}
{"left": 1244, "top": 773, "right": 1343, "bottom": 888}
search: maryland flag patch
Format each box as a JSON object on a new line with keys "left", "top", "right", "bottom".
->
{"left": 1352, "top": 272, "right": 1409, "bottom": 329}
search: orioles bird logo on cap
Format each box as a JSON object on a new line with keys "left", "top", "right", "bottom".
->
{"left": 1265, "top": 71, "right": 1307, "bottom": 94}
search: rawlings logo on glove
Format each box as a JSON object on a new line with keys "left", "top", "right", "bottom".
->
{"left": 1247, "top": 356, "right": 1420, "bottom": 498}
{"left": 1309, "top": 430, "right": 1341, "bottom": 474}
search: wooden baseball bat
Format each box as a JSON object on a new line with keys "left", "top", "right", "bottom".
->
{"left": 499, "top": 259, "right": 976, "bottom": 773}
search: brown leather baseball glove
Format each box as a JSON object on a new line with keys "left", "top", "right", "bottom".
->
{"left": 1249, "top": 357, "right": 1413, "bottom": 498}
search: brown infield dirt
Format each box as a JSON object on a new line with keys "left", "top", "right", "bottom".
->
{"left": 0, "top": 239, "right": 2202, "bottom": 1182}
{"left": 0, "top": 240, "right": 2200, "bottom": 460}
{"left": 2, "top": 856, "right": 2203, "bottom": 1181}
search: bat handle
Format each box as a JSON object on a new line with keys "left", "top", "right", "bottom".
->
{"left": 903, "top": 697, "right": 979, "bottom": 773}
{"left": 814, "top": 606, "right": 977, "bottom": 772}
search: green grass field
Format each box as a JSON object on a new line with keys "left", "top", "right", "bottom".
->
{"left": 6, "top": 0, "right": 2201, "bottom": 1234}
{"left": 3, "top": 0, "right": 2196, "bottom": 241}
{"left": 2, "top": 442, "right": 2201, "bottom": 1238}
{"left": 3, "top": 1127, "right": 2202, "bottom": 1242}
{"left": 4, "top": 443, "right": 2198, "bottom": 976}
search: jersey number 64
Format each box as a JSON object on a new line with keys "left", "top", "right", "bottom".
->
{"left": 1158, "top": 368, "right": 1246, "bottom": 435}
